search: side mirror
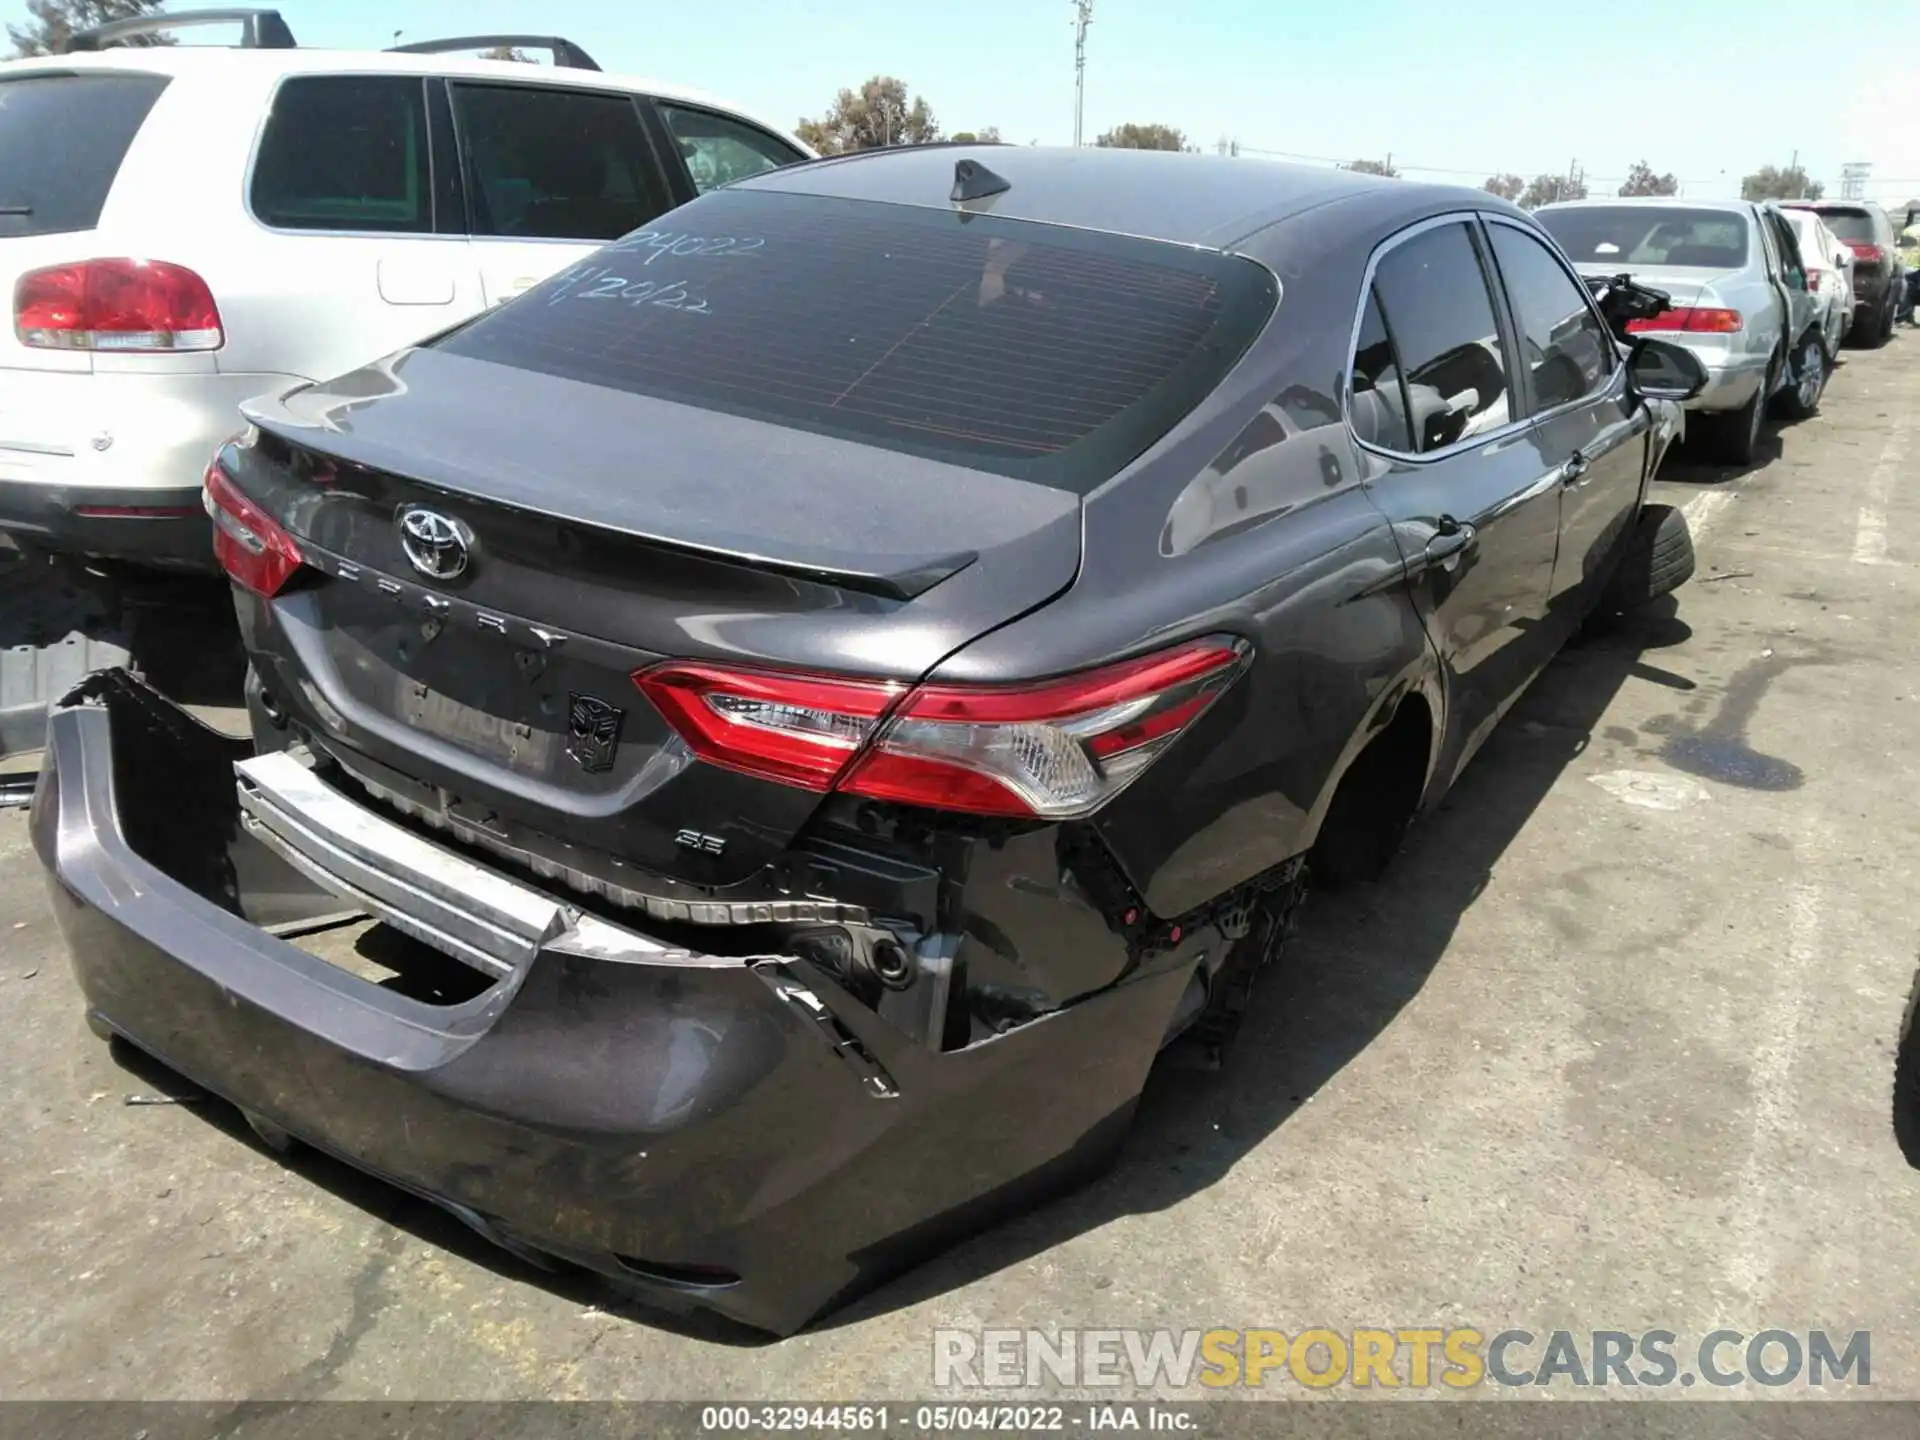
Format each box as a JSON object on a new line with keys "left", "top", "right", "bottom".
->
{"left": 1628, "top": 337, "right": 1708, "bottom": 402}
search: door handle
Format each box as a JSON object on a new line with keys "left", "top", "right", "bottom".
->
{"left": 1425, "top": 514, "right": 1478, "bottom": 565}
{"left": 1559, "top": 450, "right": 1591, "bottom": 486}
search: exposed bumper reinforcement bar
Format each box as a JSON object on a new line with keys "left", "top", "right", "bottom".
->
{"left": 31, "top": 669, "right": 1191, "bottom": 1335}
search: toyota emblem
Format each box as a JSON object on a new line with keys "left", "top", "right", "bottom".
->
{"left": 397, "top": 507, "right": 472, "bottom": 581}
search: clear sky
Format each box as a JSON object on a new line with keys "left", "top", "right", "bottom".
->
{"left": 15, "top": 0, "right": 1920, "bottom": 203}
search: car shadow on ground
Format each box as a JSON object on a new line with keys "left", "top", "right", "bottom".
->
{"left": 822, "top": 598, "right": 1699, "bottom": 1330}
{"left": 0, "top": 550, "right": 244, "bottom": 712}
{"left": 91, "top": 599, "right": 1697, "bottom": 1347}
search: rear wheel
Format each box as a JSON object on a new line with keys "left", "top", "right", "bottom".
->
{"left": 1698, "top": 384, "right": 1765, "bottom": 466}
{"left": 1773, "top": 334, "right": 1827, "bottom": 421}
{"left": 1868, "top": 291, "right": 1897, "bottom": 348}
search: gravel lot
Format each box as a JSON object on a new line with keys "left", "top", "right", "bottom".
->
{"left": 5, "top": 333, "right": 1920, "bottom": 1405}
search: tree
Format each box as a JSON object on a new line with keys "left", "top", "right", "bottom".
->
{"left": 1346, "top": 158, "right": 1398, "bottom": 178}
{"left": 949, "top": 127, "right": 1002, "bottom": 145}
{"left": 1520, "top": 173, "right": 1589, "bottom": 210}
{"left": 795, "top": 77, "right": 939, "bottom": 154}
{"left": 1483, "top": 173, "right": 1525, "bottom": 202}
{"left": 479, "top": 45, "right": 534, "bottom": 62}
{"left": 8, "top": 0, "right": 165, "bottom": 57}
{"left": 1741, "top": 164, "right": 1824, "bottom": 202}
{"left": 1094, "top": 122, "right": 1194, "bottom": 153}
{"left": 1618, "top": 160, "right": 1678, "bottom": 197}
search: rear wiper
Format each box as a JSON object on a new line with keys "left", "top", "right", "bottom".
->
{"left": 0, "top": 204, "right": 32, "bottom": 217}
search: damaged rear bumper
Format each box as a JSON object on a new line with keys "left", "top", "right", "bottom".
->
{"left": 31, "top": 672, "right": 1191, "bottom": 1336}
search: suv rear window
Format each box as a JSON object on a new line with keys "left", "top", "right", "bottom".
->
{"left": 0, "top": 72, "right": 169, "bottom": 239}
{"left": 1538, "top": 205, "right": 1750, "bottom": 269}
{"left": 435, "top": 189, "right": 1276, "bottom": 491}
{"left": 1802, "top": 207, "right": 1876, "bottom": 243}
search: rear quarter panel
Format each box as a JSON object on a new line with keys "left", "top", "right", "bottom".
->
{"left": 935, "top": 193, "right": 1444, "bottom": 917}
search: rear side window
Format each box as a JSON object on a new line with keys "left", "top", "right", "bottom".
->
{"left": 0, "top": 72, "right": 168, "bottom": 239}
{"left": 1486, "top": 223, "right": 1614, "bottom": 412}
{"left": 450, "top": 84, "right": 672, "bottom": 241}
{"left": 251, "top": 76, "right": 430, "bottom": 233}
{"left": 435, "top": 189, "right": 1277, "bottom": 492}
{"left": 1368, "top": 221, "right": 1511, "bottom": 453}
{"left": 1804, "top": 207, "right": 1876, "bottom": 243}
{"left": 659, "top": 104, "right": 803, "bottom": 194}
{"left": 1537, "top": 205, "right": 1749, "bottom": 269}
{"left": 1349, "top": 289, "right": 1413, "bottom": 451}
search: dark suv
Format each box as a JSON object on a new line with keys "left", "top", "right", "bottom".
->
{"left": 1783, "top": 200, "right": 1911, "bottom": 345}
{"left": 33, "top": 146, "right": 1706, "bottom": 1335}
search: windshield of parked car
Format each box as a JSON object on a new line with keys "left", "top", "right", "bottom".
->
{"left": 434, "top": 189, "right": 1278, "bottom": 493}
{"left": 1537, "top": 206, "right": 1750, "bottom": 269}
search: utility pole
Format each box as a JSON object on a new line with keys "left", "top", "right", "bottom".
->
{"left": 1071, "top": 0, "right": 1094, "bottom": 147}
{"left": 1789, "top": 149, "right": 1800, "bottom": 198}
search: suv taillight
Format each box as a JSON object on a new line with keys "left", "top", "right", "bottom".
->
{"left": 14, "top": 259, "right": 223, "bottom": 351}
{"left": 1843, "top": 239, "right": 1885, "bottom": 264}
{"left": 204, "top": 462, "right": 303, "bottom": 597}
{"left": 637, "top": 639, "right": 1250, "bottom": 819}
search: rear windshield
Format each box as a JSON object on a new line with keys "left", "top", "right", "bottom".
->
{"left": 434, "top": 188, "right": 1278, "bottom": 492}
{"left": 1537, "top": 206, "right": 1751, "bottom": 269}
{"left": 0, "top": 72, "right": 169, "bottom": 239}
{"left": 1802, "top": 207, "right": 1876, "bottom": 243}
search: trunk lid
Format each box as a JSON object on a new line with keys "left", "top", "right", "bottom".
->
{"left": 236, "top": 348, "right": 1083, "bottom": 884}
{"left": 1567, "top": 261, "right": 1734, "bottom": 311}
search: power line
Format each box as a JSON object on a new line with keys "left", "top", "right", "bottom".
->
{"left": 1070, "top": 0, "right": 1093, "bottom": 148}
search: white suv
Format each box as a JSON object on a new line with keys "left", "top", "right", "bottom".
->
{"left": 0, "top": 9, "right": 811, "bottom": 568}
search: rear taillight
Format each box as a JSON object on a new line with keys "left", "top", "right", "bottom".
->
{"left": 1625, "top": 306, "right": 1743, "bottom": 335}
{"left": 1807, "top": 268, "right": 1824, "bottom": 292}
{"left": 637, "top": 639, "right": 1250, "bottom": 819}
{"left": 204, "top": 462, "right": 303, "bottom": 597}
{"left": 14, "top": 259, "right": 223, "bottom": 351}
{"left": 1844, "top": 240, "right": 1885, "bottom": 264}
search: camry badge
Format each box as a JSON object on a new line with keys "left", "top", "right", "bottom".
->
{"left": 397, "top": 507, "right": 472, "bottom": 582}
{"left": 567, "top": 693, "right": 625, "bottom": 773}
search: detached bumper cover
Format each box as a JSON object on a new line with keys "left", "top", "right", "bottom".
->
{"left": 32, "top": 671, "right": 1188, "bottom": 1335}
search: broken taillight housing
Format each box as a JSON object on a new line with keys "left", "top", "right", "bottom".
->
{"left": 204, "top": 461, "right": 303, "bottom": 597}
{"left": 637, "top": 639, "right": 1249, "bottom": 820}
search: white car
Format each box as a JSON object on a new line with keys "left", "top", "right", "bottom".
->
{"left": 1782, "top": 207, "right": 1855, "bottom": 356}
{"left": 0, "top": 9, "right": 811, "bottom": 568}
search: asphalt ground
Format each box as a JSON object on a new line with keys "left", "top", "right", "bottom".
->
{"left": 5, "top": 332, "right": 1920, "bottom": 1410}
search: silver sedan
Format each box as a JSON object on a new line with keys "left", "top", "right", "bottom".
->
{"left": 1535, "top": 197, "right": 1826, "bottom": 465}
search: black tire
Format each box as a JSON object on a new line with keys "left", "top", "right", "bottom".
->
{"left": 1867, "top": 292, "right": 1896, "bottom": 349}
{"left": 1599, "top": 503, "right": 1695, "bottom": 613}
{"left": 1773, "top": 333, "right": 1827, "bottom": 421}
{"left": 1697, "top": 385, "right": 1764, "bottom": 466}
{"left": 1894, "top": 965, "right": 1920, "bottom": 1167}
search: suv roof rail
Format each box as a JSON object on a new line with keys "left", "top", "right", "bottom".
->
{"left": 60, "top": 6, "right": 297, "bottom": 52}
{"left": 386, "top": 34, "right": 602, "bottom": 71}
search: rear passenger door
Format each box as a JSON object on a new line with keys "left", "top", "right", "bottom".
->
{"left": 445, "top": 81, "right": 679, "bottom": 307}
{"left": 1352, "top": 216, "right": 1563, "bottom": 787}
{"left": 239, "top": 74, "right": 485, "bottom": 381}
{"left": 1482, "top": 216, "right": 1648, "bottom": 627}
